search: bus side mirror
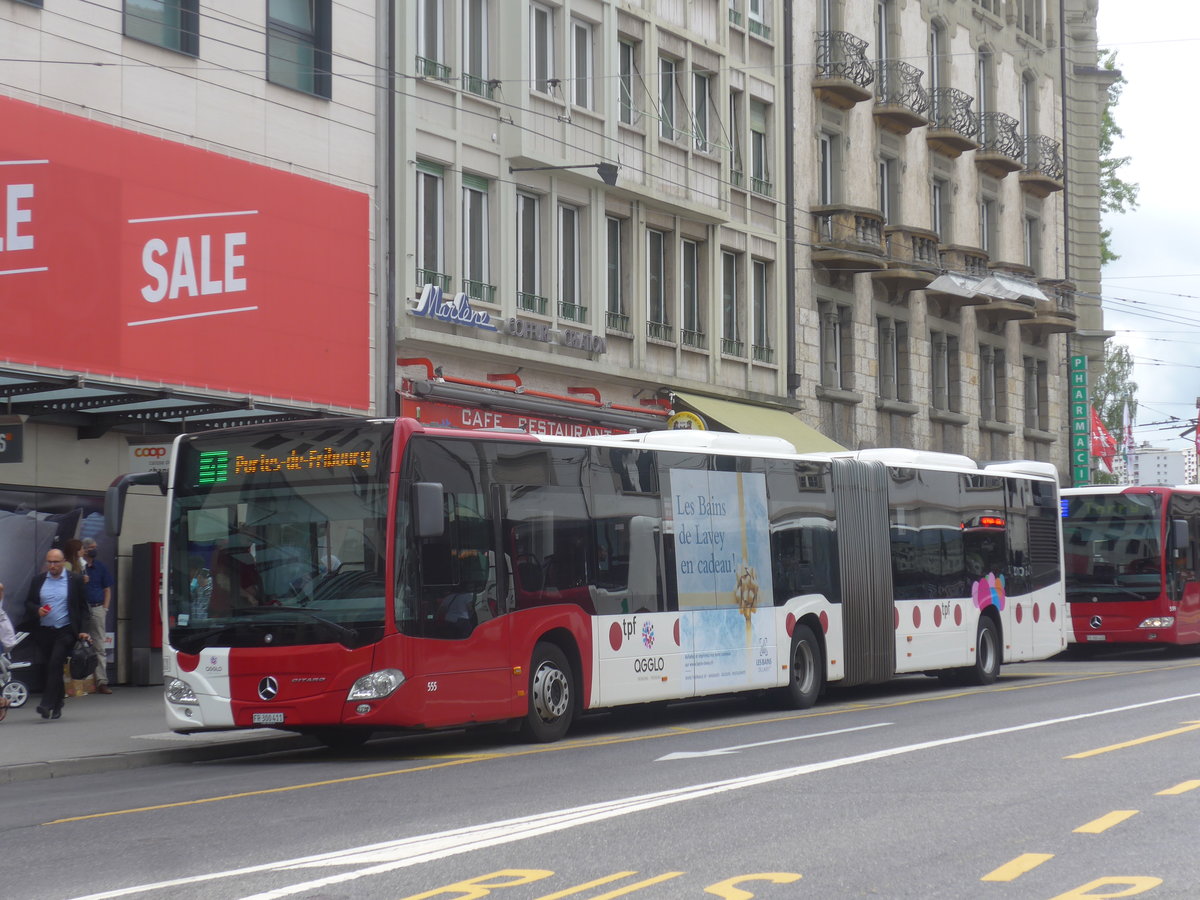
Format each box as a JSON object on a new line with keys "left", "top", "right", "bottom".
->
{"left": 1172, "top": 519, "right": 1190, "bottom": 558}
{"left": 413, "top": 482, "right": 446, "bottom": 538}
{"left": 104, "top": 471, "right": 167, "bottom": 536}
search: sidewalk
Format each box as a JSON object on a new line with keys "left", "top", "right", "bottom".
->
{"left": 0, "top": 684, "right": 315, "bottom": 785}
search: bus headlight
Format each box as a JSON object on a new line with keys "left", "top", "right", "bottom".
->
{"left": 347, "top": 669, "right": 406, "bottom": 701}
{"left": 165, "top": 677, "right": 199, "bottom": 706}
{"left": 1138, "top": 617, "right": 1175, "bottom": 629}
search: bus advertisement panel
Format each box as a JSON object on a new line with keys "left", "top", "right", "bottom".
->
{"left": 1062, "top": 485, "right": 1200, "bottom": 645}
{"left": 110, "top": 419, "right": 1067, "bottom": 746}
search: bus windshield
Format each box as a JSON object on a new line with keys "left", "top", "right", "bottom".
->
{"left": 166, "top": 425, "right": 391, "bottom": 652}
{"left": 1063, "top": 492, "right": 1162, "bottom": 601}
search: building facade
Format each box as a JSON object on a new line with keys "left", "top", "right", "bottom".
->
{"left": 1, "top": 0, "right": 1112, "bottom": 679}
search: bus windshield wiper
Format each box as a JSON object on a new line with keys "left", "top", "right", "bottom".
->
{"left": 233, "top": 605, "right": 358, "bottom": 645}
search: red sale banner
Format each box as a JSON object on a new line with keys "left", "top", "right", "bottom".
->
{"left": 0, "top": 96, "right": 370, "bottom": 410}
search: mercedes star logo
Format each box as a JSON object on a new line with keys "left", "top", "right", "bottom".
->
{"left": 258, "top": 676, "right": 279, "bottom": 701}
{"left": 1090, "top": 615, "right": 1102, "bottom": 629}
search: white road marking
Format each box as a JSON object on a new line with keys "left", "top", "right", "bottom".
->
{"left": 656, "top": 722, "right": 893, "bottom": 759}
{"left": 70, "top": 692, "right": 1200, "bottom": 900}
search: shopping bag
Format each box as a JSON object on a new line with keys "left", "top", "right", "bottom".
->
{"left": 69, "top": 639, "right": 98, "bottom": 680}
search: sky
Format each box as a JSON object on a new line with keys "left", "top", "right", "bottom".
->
{"left": 1095, "top": 3, "right": 1200, "bottom": 453}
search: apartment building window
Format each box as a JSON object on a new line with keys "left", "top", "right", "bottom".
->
{"left": 559, "top": 205, "right": 584, "bottom": 322}
{"left": 729, "top": 91, "right": 744, "bottom": 184}
{"left": 660, "top": 57, "right": 678, "bottom": 140}
{"left": 517, "top": 193, "right": 545, "bottom": 313}
{"left": 618, "top": 40, "right": 639, "bottom": 124}
{"left": 606, "top": 216, "right": 628, "bottom": 331}
{"left": 722, "top": 251, "right": 742, "bottom": 355}
{"left": 416, "top": 0, "right": 445, "bottom": 78}
{"left": 819, "top": 303, "right": 852, "bottom": 390}
{"left": 531, "top": 3, "right": 554, "bottom": 94}
{"left": 878, "top": 156, "right": 897, "bottom": 224}
{"left": 1024, "top": 356, "right": 1049, "bottom": 431}
{"left": 1018, "top": 0, "right": 1043, "bottom": 41}
{"left": 416, "top": 161, "right": 446, "bottom": 289}
{"left": 267, "top": 0, "right": 331, "bottom": 98}
{"left": 750, "top": 99, "right": 771, "bottom": 195}
{"left": 818, "top": 132, "right": 839, "bottom": 205}
{"left": 462, "top": 175, "right": 492, "bottom": 302}
{"left": 681, "top": 239, "right": 704, "bottom": 348}
{"left": 125, "top": 1, "right": 199, "bottom": 55}
{"left": 571, "top": 19, "right": 593, "bottom": 109}
{"left": 979, "top": 197, "right": 996, "bottom": 255}
{"left": 877, "top": 317, "right": 910, "bottom": 402}
{"left": 748, "top": 0, "right": 769, "bottom": 38}
{"left": 1024, "top": 216, "right": 1040, "bottom": 270}
{"left": 931, "top": 177, "right": 950, "bottom": 241}
{"left": 928, "top": 21, "right": 946, "bottom": 93}
{"left": 752, "top": 259, "right": 772, "bottom": 362}
{"left": 647, "top": 229, "right": 672, "bottom": 340}
{"left": 931, "top": 330, "right": 961, "bottom": 412}
{"left": 976, "top": 47, "right": 994, "bottom": 116}
{"left": 979, "top": 344, "right": 1006, "bottom": 422}
{"left": 693, "top": 72, "right": 711, "bottom": 152}
{"left": 463, "top": 0, "right": 491, "bottom": 96}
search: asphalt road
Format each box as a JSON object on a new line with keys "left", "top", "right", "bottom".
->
{"left": 5, "top": 645, "right": 1200, "bottom": 900}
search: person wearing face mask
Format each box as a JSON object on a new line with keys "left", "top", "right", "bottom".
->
{"left": 80, "top": 538, "right": 114, "bottom": 694}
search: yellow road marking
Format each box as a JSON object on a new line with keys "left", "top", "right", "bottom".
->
{"left": 1157, "top": 779, "right": 1200, "bottom": 795}
{"left": 532, "top": 872, "right": 639, "bottom": 899}
{"left": 981, "top": 853, "right": 1054, "bottom": 881}
{"left": 588, "top": 872, "right": 684, "bottom": 898}
{"left": 1074, "top": 810, "right": 1138, "bottom": 833}
{"left": 42, "top": 660, "right": 1200, "bottom": 825}
{"left": 1065, "top": 721, "right": 1200, "bottom": 758}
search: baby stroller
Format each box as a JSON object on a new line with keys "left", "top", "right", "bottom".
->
{"left": 1, "top": 631, "right": 33, "bottom": 710}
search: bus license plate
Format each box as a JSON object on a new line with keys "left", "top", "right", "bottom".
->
{"left": 1085, "top": 635, "right": 1108, "bottom": 642}
{"left": 252, "top": 712, "right": 285, "bottom": 724}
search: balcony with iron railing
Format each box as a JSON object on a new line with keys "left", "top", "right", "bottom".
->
{"left": 721, "top": 337, "right": 745, "bottom": 358}
{"left": 873, "top": 60, "right": 929, "bottom": 134}
{"left": 558, "top": 299, "right": 587, "bottom": 323}
{"left": 925, "top": 245, "right": 990, "bottom": 310}
{"left": 462, "top": 279, "right": 496, "bottom": 304}
{"left": 647, "top": 321, "right": 675, "bottom": 343}
{"left": 751, "top": 344, "right": 775, "bottom": 364}
{"left": 926, "top": 87, "right": 979, "bottom": 157}
{"left": 516, "top": 291, "right": 549, "bottom": 316}
{"left": 681, "top": 329, "right": 708, "bottom": 350}
{"left": 605, "top": 310, "right": 630, "bottom": 333}
{"left": 748, "top": 16, "right": 772, "bottom": 40}
{"left": 416, "top": 55, "right": 451, "bottom": 81}
{"left": 975, "top": 112, "right": 1024, "bottom": 177}
{"left": 811, "top": 205, "right": 887, "bottom": 271}
{"left": 814, "top": 31, "right": 875, "bottom": 109}
{"left": 417, "top": 268, "right": 451, "bottom": 290}
{"left": 1020, "top": 135, "right": 1065, "bottom": 197}
{"left": 461, "top": 73, "right": 499, "bottom": 100}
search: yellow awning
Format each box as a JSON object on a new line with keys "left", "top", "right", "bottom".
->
{"left": 672, "top": 391, "right": 845, "bottom": 453}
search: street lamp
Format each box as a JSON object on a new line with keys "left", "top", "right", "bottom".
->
{"left": 508, "top": 162, "right": 619, "bottom": 186}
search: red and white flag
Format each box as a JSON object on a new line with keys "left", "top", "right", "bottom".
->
{"left": 1091, "top": 407, "right": 1118, "bottom": 474}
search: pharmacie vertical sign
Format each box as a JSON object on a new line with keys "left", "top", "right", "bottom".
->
{"left": 1069, "top": 355, "right": 1089, "bottom": 486}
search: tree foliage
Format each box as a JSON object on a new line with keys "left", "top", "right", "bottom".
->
{"left": 1091, "top": 342, "right": 1138, "bottom": 483}
{"left": 1099, "top": 51, "right": 1140, "bottom": 265}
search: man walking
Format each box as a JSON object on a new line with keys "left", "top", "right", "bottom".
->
{"left": 23, "top": 548, "right": 91, "bottom": 719}
{"left": 81, "top": 538, "right": 114, "bottom": 693}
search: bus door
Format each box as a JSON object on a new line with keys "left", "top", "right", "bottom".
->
{"left": 1167, "top": 497, "right": 1200, "bottom": 641}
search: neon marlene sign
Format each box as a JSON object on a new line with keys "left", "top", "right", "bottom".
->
{"left": 410, "top": 284, "right": 497, "bottom": 331}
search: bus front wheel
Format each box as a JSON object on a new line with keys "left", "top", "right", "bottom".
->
{"left": 520, "top": 642, "right": 574, "bottom": 743}
{"left": 777, "top": 623, "right": 823, "bottom": 710}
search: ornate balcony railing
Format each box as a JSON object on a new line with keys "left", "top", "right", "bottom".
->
{"left": 462, "top": 279, "right": 495, "bottom": 303}
{"left": 751, "top": 344, "right": 775, "bottom": 364}
{"left": 815, "top": 31, "right": 874, "bottom": 87}
{"left": 1023, "top": 135, "right": 1064, "bottom": 182}
{"left": 928, "top": 88, "right": 977, "bottom": 138}
{"left": 681, "top": 329, "right": 707, "bottom": 350}
{"left": 978, "top": 112, "right": 1022, "bottom": 159}
{"left": 721, "top": 337, "right": 745, "bottom": 357}
{"left": 647, "top": 321, "right": 675, "bottom": 342}
{"left": 874, "top": 60, "right": 929, "bottom": 116}
{"left": 558, "top": 300, "right": 587, "bottom": 323}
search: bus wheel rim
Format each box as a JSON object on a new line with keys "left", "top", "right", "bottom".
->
{"left": 532, "top": 663, "right": 569, "bottom": 720}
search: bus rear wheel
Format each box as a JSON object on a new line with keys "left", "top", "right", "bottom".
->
{"left": 520, "top": 642, "right": 574, "bottom": 743}
{"left": 962, "top": 617, "right": 1001, "bottom": 686}
{"left": 776, "top": 623, "right": 823, "bottom": 710}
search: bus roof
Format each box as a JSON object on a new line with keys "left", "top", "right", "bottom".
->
{"left": 1062, "top": 484, "right": 1200, "bottom": 495}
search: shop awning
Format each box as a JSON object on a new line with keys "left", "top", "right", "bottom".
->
{"left": 672, "top": 391, "right": 845, "bottom": 452}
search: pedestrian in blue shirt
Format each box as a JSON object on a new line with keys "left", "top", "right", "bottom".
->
{"left": 22, "top": 549, "right": 91, "bottom": 719}
{"left": 81, "top": 538, "right": 114, "bottom": 693}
